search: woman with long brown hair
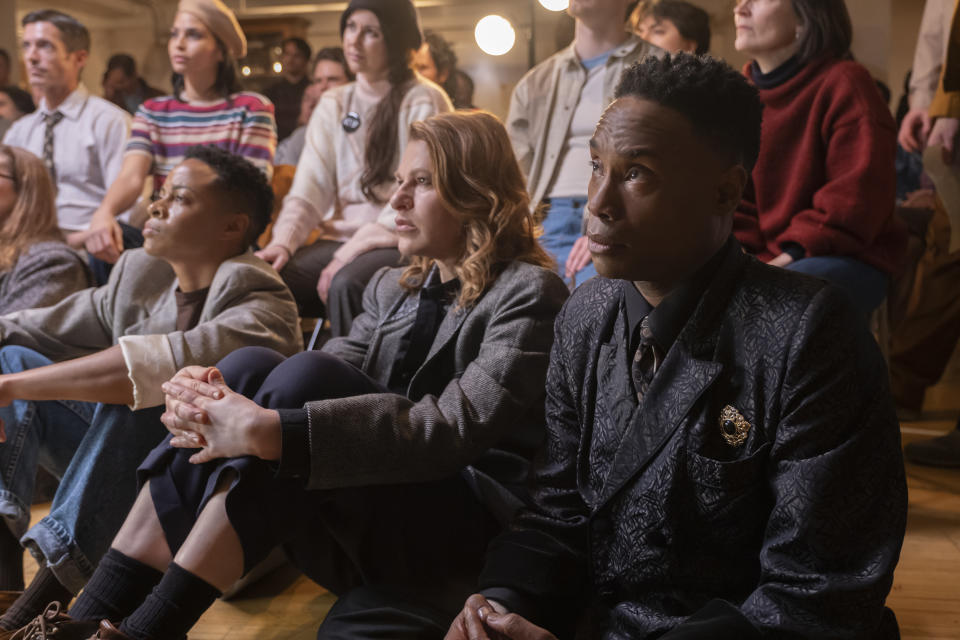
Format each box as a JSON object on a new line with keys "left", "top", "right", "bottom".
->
{"left": 256, "top": 0, "right": 452, "bottom": 337}
{"left": 0, "top": 145, "right": 90, "bottom": 315}
{"left": 9, "top": 111, "right": 566, "bottom": 640}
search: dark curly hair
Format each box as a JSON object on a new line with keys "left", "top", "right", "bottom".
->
{"left": 615, "top": 53, "right": 762, "bottom": 172}
{"left": 183, "top": 145, "right": 273, "bottom": 247}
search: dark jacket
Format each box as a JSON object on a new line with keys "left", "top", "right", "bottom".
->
{"left": 307, "top": 261, "right": 570, "bottom": 525}
{"left": 479, "top": 240, "right": 907, "bottom": 639}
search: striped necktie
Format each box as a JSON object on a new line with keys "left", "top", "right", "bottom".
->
{"left": 42, "top": 111, "right": 64, "bottom": 182}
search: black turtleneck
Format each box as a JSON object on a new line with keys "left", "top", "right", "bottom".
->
{"left": 749, "top": 55, "right": 804, "bottom": 90}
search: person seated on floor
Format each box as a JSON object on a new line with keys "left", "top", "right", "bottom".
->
{"left": 81, "top": 0, "right": 277, "bottom": 284}
{"left": 0, "top": 145, "right": 301, "bottom": 634}
{"left": 446, "top": 53, "right": 906, "bottom": 640}
{"left": 257, "top": 0, "right": 451, "bottom": 338}
{"left": 274, "top": 47, "right": 353, "bottom": 167}
{"left": 11, "top": 110, "right": 569, "bottom": 640}
{"left": 0, "top": 145, "right": 92, "bottom": 316}
{"left": 732, "top": 0, "right": 904, "bottom": 317}
{"left": 631, "top": 0, "right": 711, "bottom": 54}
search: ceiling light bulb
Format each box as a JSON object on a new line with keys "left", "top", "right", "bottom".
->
{"left": 475, "top": 15, "right": 516, "bottom": 56}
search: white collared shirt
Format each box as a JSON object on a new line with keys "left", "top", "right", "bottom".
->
{"left": 2, "top": 84, "right": 131, "bottom": 231}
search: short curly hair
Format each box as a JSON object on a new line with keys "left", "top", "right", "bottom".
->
{"left": 183, "top": 146, "right": 274, "bottom": 247}
{"left": 615, "top": 53, "right": 762, "bottom": 172}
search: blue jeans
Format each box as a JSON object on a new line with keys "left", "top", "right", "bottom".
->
{"left": 541, "top": 197, "right": 597, "bottom": 288}
{"left": 0, "top": 346, "right": 166, "bottom": 593}
{"left": 786, "top": 256, "right": 888, "bottom": 317}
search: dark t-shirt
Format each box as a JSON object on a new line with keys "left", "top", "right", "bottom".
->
{"left": 175, "top": 287, "right": 210, "bottom": 332}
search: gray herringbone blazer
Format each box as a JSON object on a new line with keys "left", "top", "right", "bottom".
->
{"left": 310, "top": 260, "right": 569, "bottom": 523}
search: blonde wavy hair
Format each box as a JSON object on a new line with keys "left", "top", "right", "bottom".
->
{"left": 0, "top": 145, "right": 61, "bottom": 271}
{"left": 399, "top": 111, "right": 553, "bottom": 308}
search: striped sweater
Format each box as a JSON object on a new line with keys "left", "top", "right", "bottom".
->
{"left": 125, "top": 92, "right": 277, "bottom": 187}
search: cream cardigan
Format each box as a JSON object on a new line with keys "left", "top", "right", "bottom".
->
{"left": 268, "top": 76, "right": 451, "bottom": 253}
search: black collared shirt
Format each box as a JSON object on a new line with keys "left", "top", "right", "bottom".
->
{"left": 624, "top": 239, "right": 731, "bottom": 360}
{"left": 387, "top": 268, "right": 461, "bottom": 394}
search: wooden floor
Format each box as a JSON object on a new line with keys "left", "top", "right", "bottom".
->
{"left": 23, "top": 353, "right": 960, "bottom": 639}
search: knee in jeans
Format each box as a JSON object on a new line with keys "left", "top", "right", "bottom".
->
{"left": 0, "top": 345, "right": 47, "bottom": 375}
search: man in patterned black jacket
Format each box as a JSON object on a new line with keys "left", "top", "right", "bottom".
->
{"left": 446, "top": 54, "right": 907, "bottom": 640}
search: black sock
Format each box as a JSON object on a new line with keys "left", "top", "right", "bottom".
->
{"left": 0, "top": 566, "right": 72, "bottom": 630}
{"left": 68, "top": 549, "right": 164, "bottom": 624}
{"left": 119, "top": 563, "right": 220, "bottom": 640}
{"left": 0, "top": 523, "right": 23, "bottom": 592}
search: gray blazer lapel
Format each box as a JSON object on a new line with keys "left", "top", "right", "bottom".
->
{"left": 595, "top": 339, "right": 722, "bottom": 509}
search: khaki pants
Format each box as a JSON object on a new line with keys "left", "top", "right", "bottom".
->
{"left": 889, "top": 197, "right": 960, "bottom": 409}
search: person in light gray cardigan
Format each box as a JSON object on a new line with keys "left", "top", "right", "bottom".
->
{"left": 0, "top": 146, "right": 302, "bottom": 633}
{"left": 34, "top": 112, "right": 568, "bottom": 640}
{"left": 0, "top": 145, "right": 92, "bottom": 316}
{"left": 0, "top": 242, "right": 91, "bottom": 316}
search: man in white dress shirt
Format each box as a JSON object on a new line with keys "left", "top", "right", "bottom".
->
{"left": 2, "top": 10, "right": 132, "bottom": 284}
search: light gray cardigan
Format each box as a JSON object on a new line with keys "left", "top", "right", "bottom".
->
{"left": 0, "top": 241, "right": 92, "bottom": 316}
{"left": 0, "top": 248, "right": 303, "bottom": 409}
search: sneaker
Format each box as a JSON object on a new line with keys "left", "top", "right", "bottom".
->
{"left": 904, "top": 429, "right": 960, "bottom": 467}
{"left": 0, "top": 602, "right": 98, "bottom": 640}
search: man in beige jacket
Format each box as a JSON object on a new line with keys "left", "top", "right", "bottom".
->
{"left": 0, "top": 146, "right": 301, "bottom": 630}
{"left": 507, "top": 0, "right": 660, "bottom": 287}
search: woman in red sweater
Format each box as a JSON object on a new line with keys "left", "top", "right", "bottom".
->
{"left": 733, "top": 0, "right": 904, "bottom": 315}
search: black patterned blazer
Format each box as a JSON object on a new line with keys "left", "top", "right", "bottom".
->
{"left": 479, "top": 239, "right": 907, "bottom": 639}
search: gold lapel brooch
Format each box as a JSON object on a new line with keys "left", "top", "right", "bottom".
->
{"left": 719, "top": 405, "right": 751, "bottom": 447}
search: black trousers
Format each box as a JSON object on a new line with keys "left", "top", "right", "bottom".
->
{"left": 138, "top": 346, "right": 497, "bottom": 639}
{"left": 327, "top": 248, "right": 404, "bottom": 337}
{"left": 280, "top": 243, "right": 403, "bottom": 336}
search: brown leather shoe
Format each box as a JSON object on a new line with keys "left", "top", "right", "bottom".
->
{"left": 88, "top": 620, "right": 134, "bottom": 640}
{"left": 0, "top": 602, "right": 98, "bottom": 639}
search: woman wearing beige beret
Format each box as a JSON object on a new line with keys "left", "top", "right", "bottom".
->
{"left": 82, "top": 0, "right": 277, "bottom": 281}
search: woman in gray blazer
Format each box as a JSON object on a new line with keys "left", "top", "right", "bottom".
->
{"left": 0, "top": 145, "right": 91, "bottom": 315}
{"left": 25, "top": 112, "right": 569, "bottom": 640}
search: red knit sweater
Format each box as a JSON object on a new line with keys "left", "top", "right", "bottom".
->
{"left": 734, "top": 56, "right": 905, "bottom": 275}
